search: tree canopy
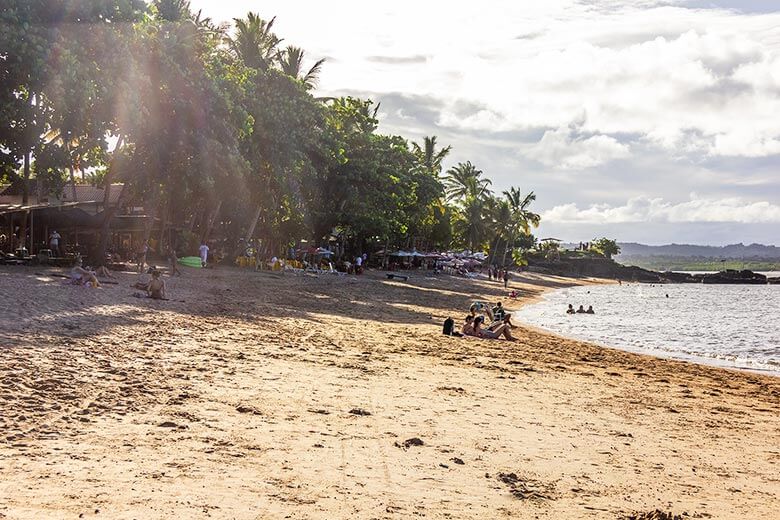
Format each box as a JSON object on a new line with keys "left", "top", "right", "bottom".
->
{"left": 1, "top": 1, "right": 542, "bottom": 265}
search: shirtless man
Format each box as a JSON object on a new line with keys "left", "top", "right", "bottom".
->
{"left": 147, "top": 270, "right": 166, "bottom": 300}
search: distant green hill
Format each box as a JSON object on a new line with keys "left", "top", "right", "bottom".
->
{"left": 617, "top": 255, "right": 780, "bottom": 272}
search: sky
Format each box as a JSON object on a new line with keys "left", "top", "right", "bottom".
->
{"left": 190, "top": 0, "right": 780, "bottom": 245}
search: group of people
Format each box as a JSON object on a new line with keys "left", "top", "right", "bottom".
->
{"left": 443, "top": 301, "right": 516, "bottom": 341}
{"left": 567, "top": 304, "right": 595, "bottom": 314}
{"left": 487, "top": 266, "right": 511, "bottom": 288}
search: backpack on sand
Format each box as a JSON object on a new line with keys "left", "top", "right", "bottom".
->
{"left": 442, "top": 317, "right": 454, "bottom": 335}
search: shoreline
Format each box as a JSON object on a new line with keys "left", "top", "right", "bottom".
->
{"left": 1, "top": 265, "right": 778, "bottom": 519}
{"left": 510, "top": 277, "right": 779, "bottom": 377}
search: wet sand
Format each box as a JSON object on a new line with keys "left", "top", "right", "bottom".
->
{"left": 0, "top": 266, "right": 778, "bottom": 519}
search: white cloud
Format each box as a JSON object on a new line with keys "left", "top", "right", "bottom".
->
{"left": 543, "top": 195, "right": 780, "bottom": 224}
{"left": 193, "top": 1, "right": 780, "bottom": 160}
{"left": 524, "top": 117, "right": 630, "bottom": 169}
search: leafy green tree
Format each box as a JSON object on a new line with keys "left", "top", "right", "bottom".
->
{"left": 591, "top": 237, "right": 620, "bottom": 259}
{"left": 1, "top": 0, "right": 145, "bottom": 253}
{"left": 406, "top": 136, "right": 449, "bottom": 249}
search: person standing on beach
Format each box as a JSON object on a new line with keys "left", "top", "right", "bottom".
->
{"left": 168, "top": 247, "right": 181, "bottom": 276}
{"left": 503, "top": 270, "right": 509, "bottom": 288}
{"left": 49, "top": 230, "right": 61, "bottom": 257}
{"left": 137, "top": 240, "right": 149, "bottom": 273}
{"left": 355, "top": 254, "right": 362, "bottom": 274}
{"left": 199, "top": 241, "right": 210, "bottom": 268}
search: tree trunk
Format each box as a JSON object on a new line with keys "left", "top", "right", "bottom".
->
{"left": 157, "top": 196, "right": 169, "bottom": 254}
{"left": 244, "top": 204, "right": 262, "bottom": 242}
{"left": 93, "top": 135, "right": 125, "bottom": 265}
{"left": 200, "top": 200, "right": 222, "bottom": 244}
{"left": 141, "top": 188, "right": 161, "bottom": 247}
{"left": 18, "top": 151, "right": 31, "bottom": 252}
{"left": 186, "top": 206, "right": 202, "bottom": 233}
{"left": 487, "top": 234, "right": 501, "bottom": 269}
{"left": 66, "top": 141, "right": 77, "bottom": 201}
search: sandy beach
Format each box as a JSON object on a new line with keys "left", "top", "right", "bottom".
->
{"left": 0, "top": 265, "right": 778, "bottom": 519}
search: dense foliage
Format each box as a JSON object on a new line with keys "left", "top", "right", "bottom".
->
{"left": 1, "top": 0, "right": 541, "bottom": 263}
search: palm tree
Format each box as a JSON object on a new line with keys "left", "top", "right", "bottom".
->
{"left": 229, "top": 13, "right": 282, "bottom": 70}
{"left": 156, "top": 0, "right": 191, "bottom": 22}
{"left": 278, "top": 46, "right": 325, "bottom": 90}
{"left": 504, "top": 187, "right": 540, "bottom": 234}
{"left": 486, "top": 196, "right": 513, "bottom": 266}
{"left": 412, "top": 136, "right": 451, "bottom": 176}
{"left": 455, "top": 195, "right": 489, "bottom": 252}
{"left": 443, "top": 161, "right": 491, "bottom": 202}
{"left": 501, "top": 186, "right": 541, "bottom": 266}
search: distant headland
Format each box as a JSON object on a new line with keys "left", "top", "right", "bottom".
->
{"left": 611, "top": 242, "right": 780, "bottom": 272}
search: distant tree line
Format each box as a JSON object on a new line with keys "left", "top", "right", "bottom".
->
{"left": 1, "top": 0, "right": 540, "bottom": 263}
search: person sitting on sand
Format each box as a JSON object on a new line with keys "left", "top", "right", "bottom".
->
{"left": 461, "top": 315, "right": 476, "bottom": 336}
{"left": 69, "top": 260, "right": 100, "bottom": 288}
{"left": 473, "top": 316, "right": 515, "bottom": 340}
{"left": 489, "top": 313, "right": 515, "bottom": 331}
{"left": 567, "top": 304, "right": 575, "bottom": 314}
{"left": 147, "top": 270, "right": 166, "bottom": 300}
{"left": 133, "top": 269, "right": 152, "bottom": 291}
{"left": 492, "top": 302, "right": 506, "bottom": 321}
{"left": 576, "top": 305, "right": 586, "bottom": 314}
{"left": 586, "top": 305, "right": 595, "bottom": 314}
{"left": 469, "top": 301, "right": 495, "bottom": 322}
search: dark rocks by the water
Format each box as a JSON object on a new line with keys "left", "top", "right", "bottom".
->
{"left": 348, "top": 408, "right": 371, "bottom": 416}
{"left": 691, "top": 269, "right": 766, "bottom": 284}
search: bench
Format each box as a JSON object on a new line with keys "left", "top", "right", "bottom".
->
{"left": 386, "top": 273, "right": 409, "bottom": 281}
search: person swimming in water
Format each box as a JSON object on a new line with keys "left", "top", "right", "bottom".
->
{"left": 566, "top": 304, "right": 575, "bottom": 314}
{"left": 586, "top": 305, "right": 595, "bottom": 314}
{"left": 576, "top": 305, "right": 586, "bottom": 314}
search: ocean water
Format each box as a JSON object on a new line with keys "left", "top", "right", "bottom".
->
{"left": 513, "top": 282, "right": 780, "bottom": 375}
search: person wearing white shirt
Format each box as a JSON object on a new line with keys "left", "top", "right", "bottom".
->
{"left": 49, "top": 230, "right": 61, "bottom": 257}
{"left": 199, "top": 242, "right": 210, "bottom": 267}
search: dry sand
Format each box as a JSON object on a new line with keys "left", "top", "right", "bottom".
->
{"left": 0, "top": 265, "right": 778, "bottom": 519}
